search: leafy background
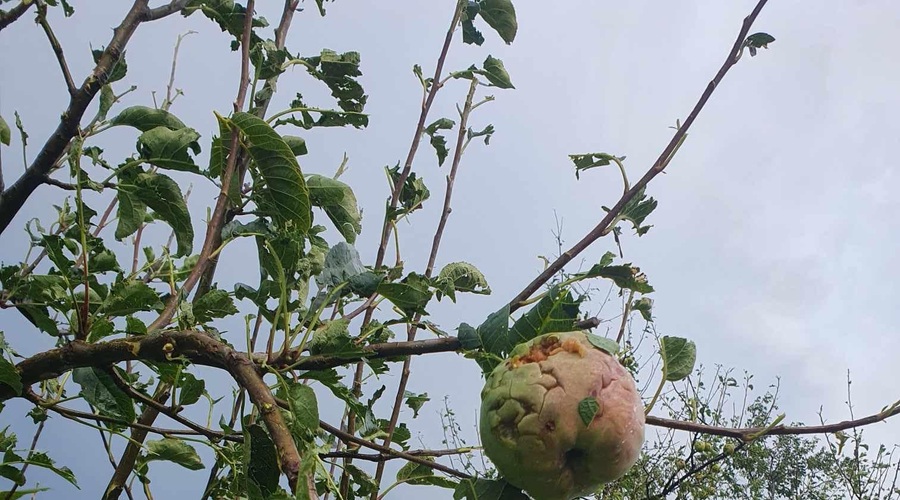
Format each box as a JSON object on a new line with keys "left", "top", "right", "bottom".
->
{"left": 1, "top": 1, "right": 900, "bottom": 497}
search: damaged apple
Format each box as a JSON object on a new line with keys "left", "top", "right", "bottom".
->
{"left": 479, "top": 331, "right": 645, "bottom": 500}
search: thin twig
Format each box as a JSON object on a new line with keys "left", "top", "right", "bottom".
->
{"left": 506, "top": 0, "right": 771, "bottom": 313}
{"left": 370, "top": 78, "right": 480, "bottom": 498}
{"left": 36, "top": 1, "right": 77, "bottom": 95}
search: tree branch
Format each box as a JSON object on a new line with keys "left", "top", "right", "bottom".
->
{"left": 0, "top": 0, "right": 33, "bottom": 32}
{"left": 506, "top": 0, "right": 771, "bottom": 313}
{"left": 0, "top": 0, "right": 182, "bottom": 237}
{"left": 35, "top": 1, "right": 76, "bottom": 95}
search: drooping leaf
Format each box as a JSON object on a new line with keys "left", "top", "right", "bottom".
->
{"left": 377, "top": 273, "right": 433, "bottom": 317}
{"left": 306, "top": 174, "right": 362, "bottom": 243}
{"left": 300, "top": 49, "right": 367, "bottom": 115}
{"left": 119, "top": 172, "right": 194, "bottom": 256}
{"left": 569, "top": 152, "right": 624, "bottom": 179}
{"left": 746, "top": 32, "right": 776, "bottom": 57}
{"left": 109, "top": 106, "right": 187, "bottom": 131}
{"left": 604, "top": 186, "right": 657, "bottom": 236}
{"left": 460, "top": 1, "right": 485, "bottom": 46}
{"left": 102, "top": 280, "right": 163, "bottom": 316}
{"left": 661, "top": 336, "right": 696, "bottom": 382}
{"left": 18, "top": 452, "right": 78, "bottom": 487}
{"left": 507, "top": 286, "right": 581, "bottom": 352}
{"left": 193, "top": 288, "right": 238, "bottom": 323}
{"left": 424, "top": 118, "right": 456, "bottom": 166}
{"left": 92, "top": 48, "right": 127, "bottom": 83}
{"left": 316, "top": 242, "right": 366, "bottom": 288}
{"left": 144, "top": 438, "right": 204, "bottom": 470}
{"left": 387, "top": 164, "right": 430, "bottom": 218}
{"left": 575, "top": 261, "right": 654, "bottom": 294}
{"left": 177, "top": 371, "right": 205, "bottom": 406}
{"left": 282, "top": 135, "right": 308, "bottom": 156}
{"left": 435, "top": 261, "right": 491, "bottom": 301}
{"left": 277, "top": 380, "right": 319, "bottom": 440}
{"left": 0, "top": 357, "right": 22, "bottom": 396}
{"left": 136, "top": 126, "right": 202, "bottom": 173}
{"left": 0, "top": 114, "right": 10, "bottom": 146}
{"left": 632, "top": 297, "right": 653, "bottom": 321}
{"left": 181, "top": 0, "right": 266, "bottom": 50}
{"left": 481, "top": 55, "right": 514, "bottom": 89}
{"left": 229, "top": 112, "right": 312, "bottom": 232}
{"left": 396, "top": 460, "right": 457, "bottom": 488}
{"left": 72, "top": 367, "right": 136, "bottom": 424}
{"left": 247, "top": 424, "right": 279, "bottom": 497}
{"left": 478, "top": 0, "right": 517, "bottom": 44}
{"left": 114, "top": 176, "right": 147, "bottom": 241}
{"left": 403, "top": 391, "right": 430, "bottom": 419}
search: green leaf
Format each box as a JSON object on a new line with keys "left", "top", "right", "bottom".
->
{"left": 507, "top": 286, "right": 581, "bottom": 352}
{"left": 348, "top": 271, "right": 383, "bottom": 297}
{"left": 0, "top": 357, "right": 22, "bottom": 396}
{"left": 458, "top": 305, "right": 510, "bottom": 373}
{"left": 0, "top": 487, "right": 50, "bottom": 499}
{"left": 316, "top": 242, "right": 366, "bottom": 288}
{"left": 746, "top": 32, "right": 776, "bottom": 57}
{"left": 387, "top": 164, "right": 430, "bottom": 218}
{"left": 632, "top": 297, "right": 653, "bottom": 321}
{"left": 377, "top": 273, "right": 433, "bottom": 317}
{"left": 247, "top": 424, "right": 280, "bottom": 498}
{"left": 460, "top": 1, "right": 485, "bottom": 46}
{"left": 396, "top": 460, "right": 457, "bottom": 488}
{"left": 282, "top": 135, "right": 308, "bottom": 156}
{"left": 424, "top": 118, "right": 455, "bottom": 166}
{"left": 21, "top": 452, "right": 78, "bottom": 487}
{"left": 114, "top": 179, "right": 147, "bottom": 241}
{"left": 435, "top": 261, "right": 491, "bottom": 301}
{"left": 86, "top": 317, "right": 115, "bottom": 343}
{"left": 193, "top": 288, "right": 238, "bottom": 323}
{"left": 585, "top": 333, "right": 619, "bottom": 355}
{"left": 478, "top": 0, "right": 517, "bottom": 44}
{"left": 306, "top": 174, "right": 362, "bottom": 243}
{"left": 102, "top": 280, "right": 162, "bottom": 316}
{"left": 97, "top": 84, "right": 115, "bottom": 122}
{"left": 278, "top": 380, "right": 319, "bottom": 440}
{"left": 307, "top": 319, "right": 363, "bottom": 357}
{"left": 92, "top": 48, "right": 127, "bottom": 83}
{"left": 109, "top": 106, "right": 187, "bottom": 132}
{"left": 72, "top": 367, "right": 136, "bottom": 424}
{"left": 481, "top": 55, "right": 514, "bottom": 89}
{"left": 453, "top": 478, "right": 529, "bottom": 500}
{"left": 577, "top": 397, "right": 600, "bottom": 427}
{"left": 607, "top": 186, "right": 657, "bottom": 236}
{"left": 119, "top": 172, "right": 194, "bottom": 257}
{"left": 661, "top": 336, "right": 696, "bottom": 382}
{"left": 125, "top": 316, "right": 147, "bottom": 335}
{"left": 230, "top": 112, "right": 312, "bottom": 232}
{"left": 13, "top": 112, "right": 27, "bottom": 149}
{"left": 177, "top": 371, "right": 205, "bottom": 407}
{"left": 0, "top": 115, "right": 10, "bottom": 146}
{"left": 300, "top": 49, "right": 367, "bottom": 115}
{"left": 403, "top": 391, "right": 429, "bottom": 419}
{"left": 569, "top": 152, "right": 623, "bottom": 179}
{"left": 137, "top": 126, "right": 202, "bottom": 173}
{"left": 144, "top": 438, "right": 204, "bottom": 470}
{"left": 575, "top": 260, "right": 654, "bottom": 294}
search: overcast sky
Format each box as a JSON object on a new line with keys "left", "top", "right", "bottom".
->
{"left": 2, "top": 1, "right": 900, "bottom": 498}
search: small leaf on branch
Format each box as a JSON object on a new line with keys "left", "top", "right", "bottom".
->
{"left": 109, "top": 106, "right": 187, "bottom": 132}
{"left": 478, "top": 0, "right": 517, "bottom": 44}
{"left": 660, "top": 336, "right": 696, "bottom": 382}
{"left": 144, "top": 438, "right": 204, "bottom": 470}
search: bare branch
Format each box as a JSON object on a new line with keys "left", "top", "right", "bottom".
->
{"left": 506, "top": 0, "right": 771, "bottom": 313}
{"left": 35, "top": 1, "right": 76, "bottom": 95}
